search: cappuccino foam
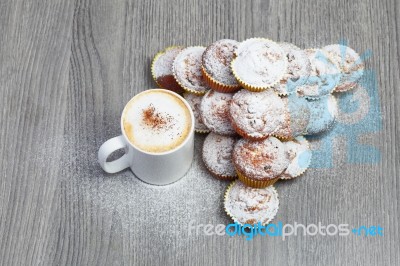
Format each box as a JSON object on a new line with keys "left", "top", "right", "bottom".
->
{"left": 122, "top": 90, "right": 192, "bottom": 153}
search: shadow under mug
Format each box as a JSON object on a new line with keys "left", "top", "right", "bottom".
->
{"left": 98, "top": 89, "right": 195, "bottom": 185}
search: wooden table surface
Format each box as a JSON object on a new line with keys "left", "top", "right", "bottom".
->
{"left": 0, "top": 0, "right": 399, "bottom": 265}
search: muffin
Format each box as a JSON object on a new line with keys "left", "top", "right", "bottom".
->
{"left": 274, "top": 93, "right": 311, "bottom": 139}
{"left": 201, "top": 39, "right": 241, "bottom": 92}
{"left": 229, "top": 89, "right": 287, "bottom": 140}
{"left": 322, "top": 44, "right": 364, "bottom": 92}
{"left": 224, "top": 180, "right": 279, "bottom": 225}
{"left": 151, "top": 46, "right": 185, "bottom": 94}
{"left": 231, "top": 38, "right": 287, "bottom": 92}
{"left": 200, "top": 90, "right": 236, "bottom": 136}
{"left": 172, "top": 46, "right": 210, "bottom": 95}
{"left": 296, "top": 49, "right": 341, "bottom": 99}
{"left": 280, "top": 136, "right": 312, "bottom": 179}
{"left": 202, "top": 133, "right": 238, "bottom": 180}
{"left": 183, "top": 92, "right": 210, "bottom": 133}
{"left": 305, "top": 95, "right": 338, "bottom": 135}
{"left": 232, "top": 137, "right": 289, "bottom": 188}
{"left": 272, "top": 43, "right": 311, "bottom": 96}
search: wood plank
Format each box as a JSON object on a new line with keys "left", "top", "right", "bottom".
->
{"left": 0, "top": 0, "right": 75, "bottom": 265}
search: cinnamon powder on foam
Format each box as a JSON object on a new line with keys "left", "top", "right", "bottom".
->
{"left": 142, "top": 103, "right": 174, "bottom": 132}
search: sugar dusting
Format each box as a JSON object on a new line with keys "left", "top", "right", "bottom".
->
{"left": 200, "top": 90, "right": 236, "bottom": 136}
{"left": 224, "top": 181, "right": 279, "bottom": 225}
{"left": 229, "top": 89, "right": 287, "bottom": 138}
{"left": 233, "top": 137, "right": 289, "bottom": 180}
{"left": 305, "top": 95, "right": 338, "bottom": 135}
{"left": 60, "top": 128, "right": 229, "bottom": 250}
{"left": 173, "top": 47, "right": 210, "bottom": 93}
{"left": 322, "top": 44, "right": 364, "bottom": 73}
{"left": 202, "top": 39, "right": 239, "bottom": 86}
{"left": 296, "top": 49, "right": 341, "bottom": 98}
{"left": 280, "top": 136, "right": 312, "bottom": 179}
{"left": 202, "top": 133, "right": 238, "bottom": 178}
{"left": 279, "top": 42, "right": 311, "bottom": 85}
{"left": 322, "top": 44, "right": 364, "bottom": 92}
{"left": 276, "top": 94, "right": 311, "bottom": 138}
{"left": 183, "top": 93, "right": 209, "bottom": 132}
{"left": 232, "top": 39, "right": 287, "bottom": 87}
{"left": 153, "top": 47, "right": 184, "bottom": 78}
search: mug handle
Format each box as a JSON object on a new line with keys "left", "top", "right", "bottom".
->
{"left": 98, "top": 135, "right": 130, "bottom": 173}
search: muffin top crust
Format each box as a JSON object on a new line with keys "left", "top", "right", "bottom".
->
{"left": 202, "top": 39, "right": 240, "bottom": 86}
{"left": 305, "top": 94, "right": 338, "bottom": 135}
{"left": 280, "top": 43, "right": 311, "bottom": 85}
{"left": 224, "top": 181, "right": 279, "bottom": 225}
{"left": 322, "top": 44, "right": 364, "bottom": 92}
{"left": 280, "top": 136, "right": 312, "bottom": 179}
{"left": 296, "top": 49, "right": 341, "bottom": 98}
{"left": 173, "top": 46, "right": 210, "bottom": 95}
{"left": 202, "top": 133, "right": 238, "bottom": 178}
{"left": 233, "top": 137, "right": 289, "bottom": 180}
{"left": 183, "top": 92, "right": 209, "bottom": 133}
{"left": 232, "top": 38, "right": 287, "bottom": 90}
{"left": 274, "top": 94, "right": 311, "bottom": 139}
{"left": 200, "top": 90, "right": 236, "bottom": 136}
{"left": 229, "top": 89, "right": 287, "bottom": 139}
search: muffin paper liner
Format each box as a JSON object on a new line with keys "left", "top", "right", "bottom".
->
{"left": 195, "top": 128, "right": 211, "bottom": 134}
{"left": 235, "top": 167, "right": 280, "bottom": 188}
{"left": 201, "top": 66, "right": 241, "bottom": 93}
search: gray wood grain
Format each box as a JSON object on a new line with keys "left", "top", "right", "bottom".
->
{"left": 0, "top": 0, "right": 399, "bottom": 265}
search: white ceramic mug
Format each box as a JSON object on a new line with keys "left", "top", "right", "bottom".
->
{"left": 98, "top": 89, "right": 195, "bottom": 185}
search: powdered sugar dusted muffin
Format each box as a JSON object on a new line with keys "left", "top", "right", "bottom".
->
{"left": 224, "top": 180, "right": 279, "bottom": 225}
{"left": 280, "top": 136, "right": 312, "bottom": 180}
{"left": 305, "top": 95, "right": 338, "bottom": 135}
{"left": 231, "top": 38, "right": 287, "bottom": 92}
{"left": 232, "top": 137, "right": 289, "bottom": 188}
{"left": 322, "top": 44, "right": 364, "bottom": 92}
{"left": 272, "top": 43, "right": 311, "bottom": 95}
{"left": 173, "top": 46, "right": 210, "bottom": 95}
{"left": 229, "top": 89, "right": 287, "bottom": 140}
{"left": 183, "top": 92, "right": 209, "bottom": 133}
{"left": 151, "top": 46, "right": 185, "bottom": 94}
{"left": 274, "top": 93, "right": 310, "bottom": 139}
{"left": 202, "top": 133, "right": 238, "bottom": 180}
{"left": 200, "top": 90, "right": 236, "bottom": 136}
{"left": 201, "top": 39, "right": 241, "bottom": 92}
{"left": 296, "top": 49, "right": 341, "bottom": 99}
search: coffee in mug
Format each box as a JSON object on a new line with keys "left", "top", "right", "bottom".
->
{"left": 122, "top": 90, "right": 192, "bottom": 153}
{"left": 98, "top": 89, "right": 194, "bottom": 185}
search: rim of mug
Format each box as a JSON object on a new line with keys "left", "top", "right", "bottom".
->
{"left": 120, "top": 88, "right": 195, "bottom": 156}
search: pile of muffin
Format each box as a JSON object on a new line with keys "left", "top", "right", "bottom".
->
{"left": 151, "top": 38, "right": 364, "bottom": 226}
